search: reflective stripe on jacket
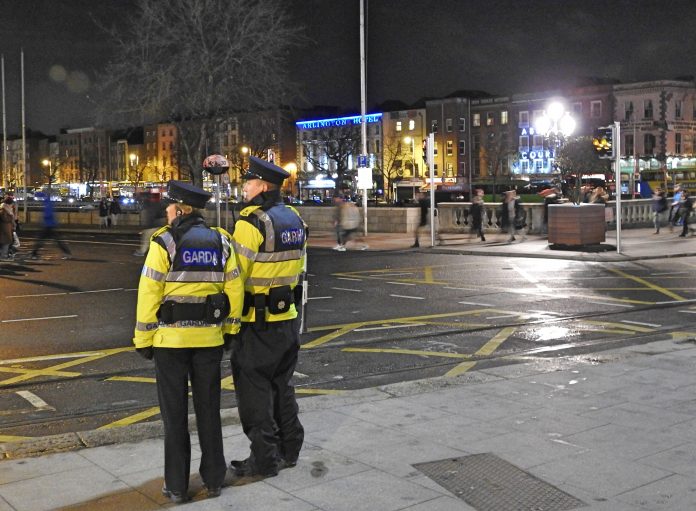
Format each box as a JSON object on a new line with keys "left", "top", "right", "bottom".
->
{"left": 232, "top": 203, "right": 306, "bottom": 323}
{"left": 133, "top": 214, "right": 244, "bottom": 349}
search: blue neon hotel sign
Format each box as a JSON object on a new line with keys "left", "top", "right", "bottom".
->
{"left": 296, "top": 113, "right": 383, "bottom": 130}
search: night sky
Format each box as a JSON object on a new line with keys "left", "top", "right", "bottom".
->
{"left": 1, "top": 0, "right": 695, "bottom": 135}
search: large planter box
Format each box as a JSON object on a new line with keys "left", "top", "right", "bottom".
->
{"left": 548, "top": 203, "right": 606, "bottom": 246}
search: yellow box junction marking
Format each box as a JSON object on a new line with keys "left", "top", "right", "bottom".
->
{"left": 0, "top": 347, "right": 134, "bottom": 386}
{"left": 608, "top": 268, "right": 687, "bottom": 301}
{"left": 0, "top": 435, "right": 31, "bottom": 443}
{"left": 446, "top": 326, "right": 517, "bottom": 377}
{"left": 343, "top": 348, "right": 472, "bottom": 359}
{"left": 97, "top": 406, "right": 161, "bottom": 430}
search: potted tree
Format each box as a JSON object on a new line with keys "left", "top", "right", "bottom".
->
{"left": 548, "top": 136, "right": 611, "bottom": 246}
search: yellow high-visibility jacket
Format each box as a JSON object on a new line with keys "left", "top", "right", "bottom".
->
{"left": 133, "top": 216, "right": 244, "bottom": 349}
{"left": 231, "top": 203, "right": 306, "bottom": 323}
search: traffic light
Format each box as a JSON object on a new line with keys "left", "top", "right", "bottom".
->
{"left": 592, "top": 126, "right": 614, "bottom": 159}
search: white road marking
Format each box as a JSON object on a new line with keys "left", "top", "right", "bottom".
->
{"left": 444, "top": 286, "right": 475, "bottom": 291}
{"left": 459, "top": 300, "right": 492, "bottom": 307}
{"left": 355, "top": 323, "right": 425, "bottom": 332}
{"left": 8, "top": 288, "right": 127, "bottom": 298}
{"left": 509, "top": 263, "right": 551, "bottom": 292}
{"left": 527, "top": 310, "right": 564, "bottom": 316}
{"left": 336, "top": 277, "right": 362, "bottom": 282}
{"left": 293, "top": 371, "right": 308, "bottom": 378}
{"left": 387, "top": 281, "right": 416, "bottom": 286}
{"left": 389, "top": 294, "right": 424, "bottom": 300}
{"left": 486, "top": 314, "right": 518, "bottom": 319}
{"left": 1, "top": 314, "right": 78, "bottom": 323}
{"left": 679, "top": 310, "right": 696, "bottom": 314}
{"left": 308, "top": 296, "right": 332, "bottom": 300}
{"left": 587, "top": 301, "right": 634, "bottom": 308}
{"left": 374, "top": 272, "right": 414, "bottom": 277}
{"left": 621, "top": 320, "right": 661, "bottom": 328}
{"left": 16, "top": 391, "right": 54, "bottom": 411}
{"left": 650, "top": 272, "right": 689, "bottom": 276}
{"left": 331, "top": 287, "right": 362, "bottom": 293}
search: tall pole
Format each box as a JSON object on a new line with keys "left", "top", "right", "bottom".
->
{"left": 614, "top": 121, "right": 622, "bottom": 254}
{"left": 428, "top": 132, "right": 435, "bottom": 246}
{"left": 1, "top": 55, "right": 6, "bottom": 190}
{"left": 359, "top": 0, "right": 368, "bottom": 236}
{"left": 21, "top": 49, "right": 27, "bottom": 223}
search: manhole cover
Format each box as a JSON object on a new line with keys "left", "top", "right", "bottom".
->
{"left": 413, "top": 453, "right": 586, "bottom": 511}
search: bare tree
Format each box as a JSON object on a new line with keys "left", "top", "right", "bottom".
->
{"left": 556, "top": 136, "right": 610, "bottom": 203}
{"left": 380, "top": 138, "right": 411, "bottom": 203}
{"left": 302, "top": 125, "right": 361, "bottom": 194}
{"left": 481, "top": 129, "right": 514, "bottom": 202}
{"left": 95, "top": 0, "right": 303, "bottom": 187}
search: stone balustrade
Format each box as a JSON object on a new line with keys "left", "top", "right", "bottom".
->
{"left": 23, "top": 199, "right": 656, "bottom": 235}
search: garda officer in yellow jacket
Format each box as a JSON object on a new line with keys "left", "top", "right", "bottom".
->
{"left": 228, "top": 156, "right": 306, "bottom": 480}
{"left": 133, "top": 180, "right": 243, "bottom": 503}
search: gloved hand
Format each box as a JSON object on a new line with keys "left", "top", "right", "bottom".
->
{"left": 223, "top": 333, "right": 240, "bottom": 351}
{"left": 136, "top": 347, "right": 154, "bottom": 360}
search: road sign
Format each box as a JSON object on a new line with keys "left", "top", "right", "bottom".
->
{"left": 357, "top": 154, "right": 368, "bottom": 168}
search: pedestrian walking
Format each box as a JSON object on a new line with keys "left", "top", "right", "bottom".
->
{"left": 30, "top": 194, "right": 72, "bottom": 260}
{"left": 133, "top": 192, "right": 165, "bottom": 256}
{"left": 338, "top": 199, "right": 368, "bottom": 250}
{"left": 471, "top": 188, "right": 486, "bottom": 242}
{"left": 670, "top": 184, "right": 683, "bottom": 231}
{"left": 679, "top": 190, "right": 693, "bottom": 237}
{"left": 98, "top": 198, "right": 109, "bottom": 228}
{"left": 331, "top": 196, "right": 345, "bottom": 250}
{"left": 132, "top": 180, "right": 244, "bottom": 503}
{"left": 652, "top": 188, "right": 668, "bottom": 234}
{"left": 109, "top": 197, "right": 122, "bottom": 227}
{"left": 227, "top": 156, "right": 306, "bottom": 484}
{"left": 0, "top": 196, "right": 14, "bottom": 260}
{"left": 501, "top": 190, "right": 526, "bottom": 242}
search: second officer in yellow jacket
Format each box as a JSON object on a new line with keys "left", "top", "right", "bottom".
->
{"left": 228, "top": 156, "right": 306, "bottom": 481}
{"left": 133, "top": 180, "right": 243, "bottom": 503}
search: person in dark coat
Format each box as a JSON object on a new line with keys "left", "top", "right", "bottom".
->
{"left": 470, "top": 188, "right": 485, "bottom": 242}
{"left": 679, "top": 190, "right": 693, "bottom": 237}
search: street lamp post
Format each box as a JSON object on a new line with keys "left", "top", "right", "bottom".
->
{"left": 534, "top": 101, "right": 576, "bottom": 183}
{"left": 403, "top": 136, "right": 416, "bottom": 202}
{"left": 41, "top": 159, "right": 52, "bottom": 192}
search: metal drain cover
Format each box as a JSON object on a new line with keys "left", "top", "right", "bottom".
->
{"left": 413, "top": 453, "right": 586, "bottom": 511}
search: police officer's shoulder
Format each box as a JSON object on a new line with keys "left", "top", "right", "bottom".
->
{"left": 152, "top": 225, "right": 170, "bottom": 238}
{"left": 286, "top": 205, "right": 302, "bottom": 216}
{"left": 239, "top": 205, "right": 262, "bottom": 217}
{"left": 211, "top": 226, "right": 233, "bottom": 239}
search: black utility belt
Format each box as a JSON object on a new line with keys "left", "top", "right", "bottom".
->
{"left": 243, "top": 285, "right": 302, "bottom": 317}
{"left": 158, "top": 293, "right": 230, "bottom": 324}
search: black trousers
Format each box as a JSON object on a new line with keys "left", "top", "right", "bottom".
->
{"left": 154, "top": 347, "right": 226, "bottom": 493}
{"left": 30, "top": 226, "right": 71, "bottom": 256}
{"left": 230, "top": 320, "right": 304, "bottom": 474}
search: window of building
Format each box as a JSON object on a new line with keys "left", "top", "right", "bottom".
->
{"left": 486, "top": 113, "right": 494, "bottom": 126}
{"left": 431, "top": 120, "right": 438, "bottom": 133}
{"left": 458, "top": 140, "right": 466, "bottom": 155}
{"left": 433, "top": 163, "right": 439, "bottom": 176}
{"left": 676, "top": 133, "right": 682, "bottom": 153}
{"left": 676, "top": 100, "right": 683, "bottom": 119}
{"left": 395, "top": 121, "right": 402, "bottom": 132}
{"left": 446, "top": 118, "right": 453, "bottom": 132}
{"left": 624, "top": 101, "right": 634, "bottom": 121}
{"left": 446, "top": 162, "right": 453, "bottom": 176}
{"left": 446, "top": 140, "right": 453, "bottom": 156}
{"left": 473, "top": 113, "right": 480, "bottom": 127}
{"left": 375, "top": 140, "right": 380, "bottom": 153}
{"left": 459, "top": 162, "right": 466, "bottom": 173}
{"left": 644, "top": 99, "right": 653, "bottom": 119}
{"left": 501, "top": 110, "right": 508, "bottom": 125}
{"left": 534, "top": 160, "right": 544, "bottom": 172}
{"left": 591, "top": 100, "right": 602, "bottom": 118}
{"left": 520, "top": 160, "right": 529, "bottom": 173}
{"left": 533, "top": 135, "right": 543, "bottom": 148}
{"left": 169, "top": 141, "right": 174, "bottom": 150}
{"left": 625, "top": 134, "right": 634, "bottom": 155}
{"left": 374, "top": 124, "right": 380, "bottom": 134}
{"left": 458, "top": 117, "right": 466, "bottom": 131}
{"left": 532, "top": 110, "right": 544, "bottom": 125}
{"left": 644, "top": 133, "right": 656, "bottom": 153}
{"left": 409, "top": 119, "right": 415, "bottom": 130}
{"left": 433, "top": 141, "right": 438, "bottom": 156}
{"left": 519, "top": 135, "right": 529, "bottom": 148}
{"left": 572, "top": 102, "right": 582, "bottom": 115}
{"left": 162, "top": 142, "right": 166, "bottom": 150}
{"left": 472, "top": 134, "right": 480, "bottom": 154}
{"left": 519, "top": 111, "right": 529, "bottom": 126}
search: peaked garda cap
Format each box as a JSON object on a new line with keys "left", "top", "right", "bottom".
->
{"left": 243, "top": 156, "right": 290, "bottom": 185}
{"left": 165, "top": 180, "right": 211, "bottom": 208}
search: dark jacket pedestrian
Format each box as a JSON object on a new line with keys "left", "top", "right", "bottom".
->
{"left": 133, "top": 180, "right": 244, "bottom": 503}
{"left": 679, "top": 191, "right": 693, "bottom": 237}
{"left": 109, "top": 198, "right": 122, "bottom": 226}
{"left": 471, "top": 188, "right": 485, "bottom": 242}
{"left": 228, "top": 156, "right": 306, "bottom": 482}
{"left": 652, "top": 189, "right": 668, "bottom": 234}
{"left": 98, "top": 198, "right": 109, "bottom": 228}
{"left": 0, "top": 198, "right": 14, "bottom": 259}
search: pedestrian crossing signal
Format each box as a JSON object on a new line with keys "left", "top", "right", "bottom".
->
{"left": 592, "top": 127, "right": 614, "bottom": 159}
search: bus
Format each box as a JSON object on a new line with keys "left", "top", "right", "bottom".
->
{"left": 640, "top": 169, "right": 696, "bottom": 196}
